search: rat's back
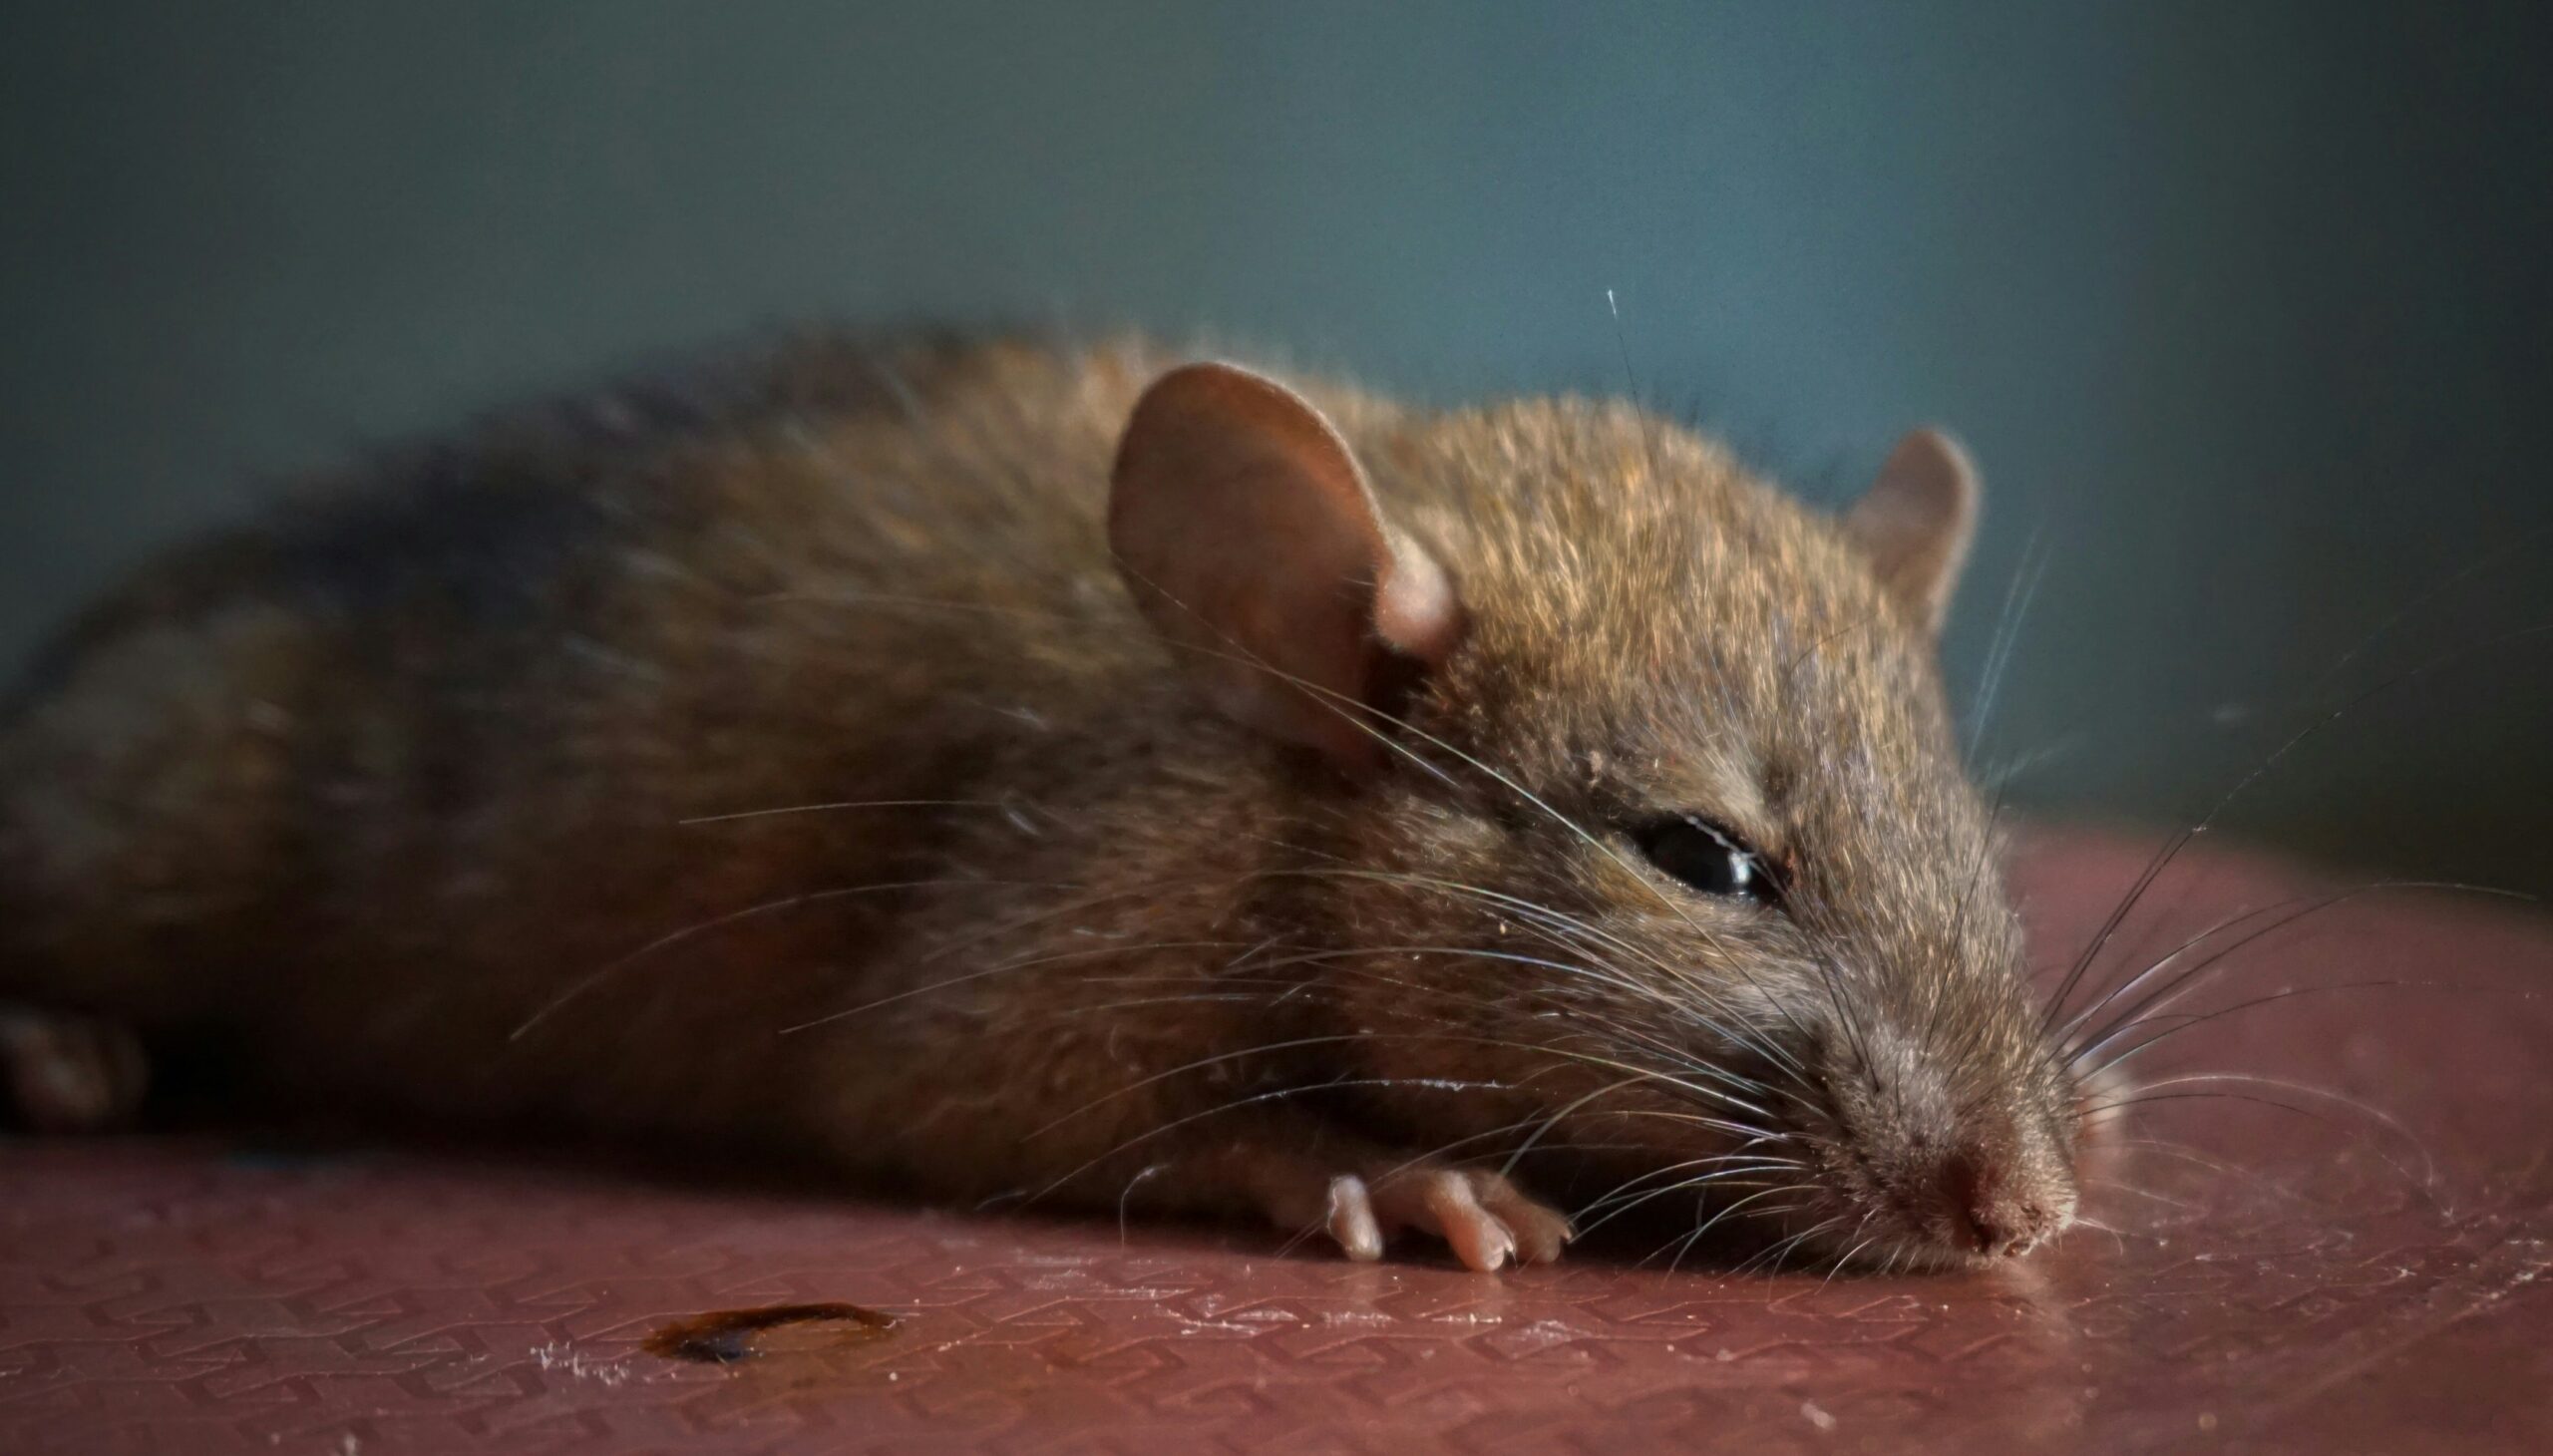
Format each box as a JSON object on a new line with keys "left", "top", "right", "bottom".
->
{"left": 0, "top": 332, "right": 1173, "bottom": 1135}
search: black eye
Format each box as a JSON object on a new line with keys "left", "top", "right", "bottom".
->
{"left": 1635, "top": 815, "right": 1779, "bottom": 904}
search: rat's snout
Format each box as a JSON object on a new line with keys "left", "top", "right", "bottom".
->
{"left": 1807, "top": 1016, "right": 2082, "bottom": 1264}
{"left": 1938, "top": 1146, "right": 2071, "bottom": 1259}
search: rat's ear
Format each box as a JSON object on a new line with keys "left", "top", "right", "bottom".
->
{"left": 1843, "top": 428, "right": 1980, "bottom": 636}
{"left": 1109, "top": 361, "right": 1464, "bottom": 773}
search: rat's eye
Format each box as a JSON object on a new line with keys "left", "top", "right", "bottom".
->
{"left": 1635, "top": 815, "right": 1778, "bottom": 904}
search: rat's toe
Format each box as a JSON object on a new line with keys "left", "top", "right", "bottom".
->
{"left": 1414, "top": 1170, "right": 1514, "bottom": 1272}
{"left": 1368, "top": 1166, "right": 1574, "bottom": 1273}
{"left": 1324, "top": 1174, "right": 1385, "bottom": 1261}
{"left": 1469, "top": 1171, "right": 1575, "bottom": 1265}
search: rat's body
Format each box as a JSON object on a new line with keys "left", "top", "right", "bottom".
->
{"left": 0, "top": 333, "right": 2079, "bottom": 1272}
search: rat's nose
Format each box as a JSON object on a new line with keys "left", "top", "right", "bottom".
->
{"left": 1940, "top": 1151, "right": 2062, "bottom": 1258}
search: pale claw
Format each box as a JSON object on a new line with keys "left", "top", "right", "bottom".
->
{"left": 1310, "top": 1165, "right": 1573, "bottom": 1273}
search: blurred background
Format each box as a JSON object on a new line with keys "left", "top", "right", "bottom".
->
{"left": 4, "top": 2, "right": 2548, "bottom": 892}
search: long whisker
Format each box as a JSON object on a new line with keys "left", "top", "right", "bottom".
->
{"left": 1966, "top": 529, "right": 2048, "bottom": 765}
{"left": 1569, "top": 1157, "right": 1807, "bottom": 1237}
{"left": 1028, "top": 1023, "right": 1773, "bottom": 1148}
{"left": 677, "top": 798, "right": 1013, "bottom": 826}
{"left": 2049, "top": 895, "right": 2318, "bottom": 1046}
{"left": 1287, "top": 869, "right": 1809, "bottom": 1079}
{"left": 1725, "top": 1208, "right": 1843, "bottom": 1275}
{"left": 2040, "top": 618, "right": 2553, "bottom": 1034}
{"left": 2072, "top": 977, "right": 2530, "bottom": 1080}
{"left": 2062, "top": 882, "right": 2533, "bottom": 1062}
{"left": 509, "top": 878, "right": 1073, "bottom": 1040}
{"left": 2087, "top": 1071, "right": 2441, "bottom": 1192}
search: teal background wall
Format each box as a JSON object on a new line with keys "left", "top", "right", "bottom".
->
{"left": 5, "top": 3, "right": 2549, "bottom": 889}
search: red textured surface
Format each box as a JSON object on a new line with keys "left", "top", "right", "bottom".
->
{"left": 2, "top": 832, "right": 2548, "bottom": 1455}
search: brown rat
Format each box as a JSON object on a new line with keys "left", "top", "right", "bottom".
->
{"left": 0, "top": 332, "right": 2079, "bottom": 1272}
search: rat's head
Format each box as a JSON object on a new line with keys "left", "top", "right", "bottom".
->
{"left": 1108, "top": 361, "right": 2079, "bottom": 1271}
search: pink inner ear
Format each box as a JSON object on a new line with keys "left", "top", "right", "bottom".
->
{"left": 1108, "top": 362, "right": 1462, "bottom": 771}
{"left": 1372, "top": 530, "right": 1463, "bottom": 668}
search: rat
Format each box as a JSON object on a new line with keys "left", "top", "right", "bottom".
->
{"left": 0, "top": 331, "right": 2080, "bottom": 1272}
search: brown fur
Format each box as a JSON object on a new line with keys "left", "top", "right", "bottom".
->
{"left": 0, "top": 333, "right": 2077, "bottom": 1269}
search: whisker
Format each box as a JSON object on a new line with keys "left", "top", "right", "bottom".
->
{"left": 1645, "top": 1185, "right": 1813, "bottom": 1274}
{"left": 509, "top": 878, "right": 1072, "bottom": 1040}
{"left": 1966, "top": 529, "right": 2048, "bottom": 765}
{"left": 677, "top": 798, "right": 1012, "bottom": 826}
{"left": 2072, "top": 976, "right": 2531, "bottom": 1079}
{"left": 2043, "top": 597, "right": 2553, "bottom": 1033}
{"left": 2062, "top": 882, "right": 2534, "bottom": 1062}
{"left": 2068, "top": 1215, "right": 2133, "bottom": 1256}
{"left": 2076, "top": 1173, "right": 2202, "bottom": 1213}
{"left": 2094, "top": 1090, "right": 2442, "bottom": 1214}
{"left": 1818, "top": 1219, "right": 1884, "bottom": 1286}
{"left": 1570, "top": 1157, "right": 1806, "bottom": 1237}
{"left": 2090, "top": 1071, "right": 2441, "bottom": 1190}
{"left": 1726, "top": 1209, "right": 1843, "bottom": 1276}
{"left": 778, "top": 936, "right": 1254, "bottom": 1035}
{"left": 2050, "top": 895, "right": 2318, "bottom": 1047}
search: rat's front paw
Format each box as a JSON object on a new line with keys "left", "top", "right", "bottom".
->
{"left": 1326, "top": 1165, "right": 1574, "bottom": 1272}
{"left": 1257, "top": 1157, "right": 1573, "bottom": 1273}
